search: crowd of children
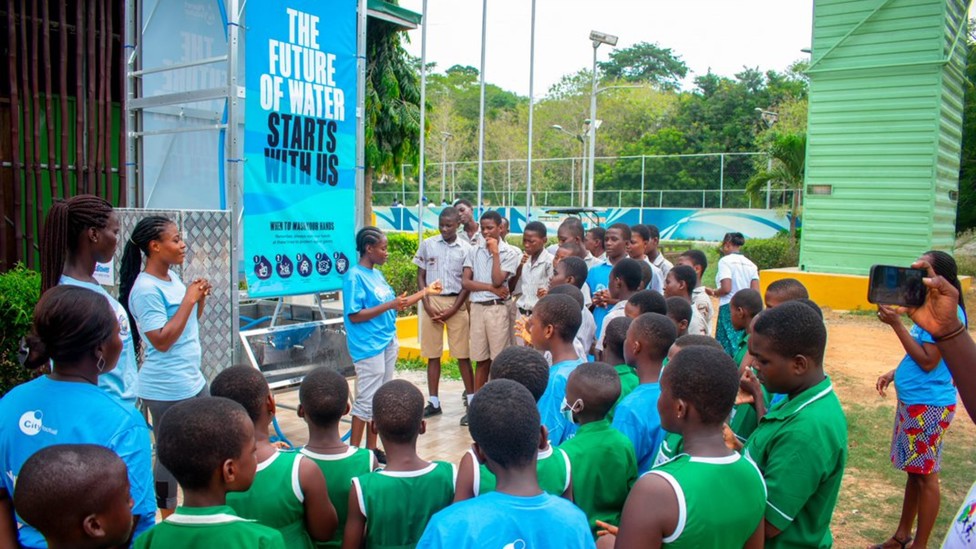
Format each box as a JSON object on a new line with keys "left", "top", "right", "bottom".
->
{"left": 6, "top": 198, "right": 973, "bottom": 549}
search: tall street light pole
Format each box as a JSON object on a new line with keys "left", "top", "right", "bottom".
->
{"left": 440, "top": 132, "right": 451, "bottom": 203}
{"left": 755, "top": 108, "right": 779, "bottom": 209}
{"left": 587, "top": 30, "right": 618, "bottom": 208}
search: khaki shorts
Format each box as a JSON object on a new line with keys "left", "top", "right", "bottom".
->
{"left": 419, "top": 294, "right": 470, "bottom": 359}
{"left": 470, "top": 301, "right": 513, "bottom": 362}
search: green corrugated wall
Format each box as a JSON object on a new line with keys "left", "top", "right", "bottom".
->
{"left": 799, "top": 0, "right": 967, "bottom": 274}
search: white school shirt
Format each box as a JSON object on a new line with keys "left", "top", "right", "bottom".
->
{"left": 715, "top": 253, "right": 759, "bottom": 306}
{"left": 463, "top": 240, "right": 521, "bottom": 303}
{"left": 412, "top": 235, "right": 471, "bottom": 295}
{"left": 516, "top": 249, "right": 555, "bottom": 311}
{"left": 691, "top": 286, "right": 714, "bottom": 336}
{"left": 595, "top": 301, "right": 627, "bottom": 352}
{"left": 576, "top": 307, "right": 597, "bottom": 358}
{"left": 651, "top": 253, "right": 673, "bottom": 278}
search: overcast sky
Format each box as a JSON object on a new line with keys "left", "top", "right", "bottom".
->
{"left": 398, "top": 0, "right": 975, "bottom": 97}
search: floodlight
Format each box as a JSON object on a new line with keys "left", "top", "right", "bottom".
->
{"left": 589, "top": 30, "right": 618, "bottom": 47}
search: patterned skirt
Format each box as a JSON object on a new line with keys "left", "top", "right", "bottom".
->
{"left": 715, "top": 303, "right": 743, "bottom": 357}
{"left": 890, "top": 400, "right": 956, "bottom": 474}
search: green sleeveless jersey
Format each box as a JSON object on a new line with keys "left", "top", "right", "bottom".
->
{"left": 353, "top": 461, "right": 455, "bottom": 549}
{"left": 649, "top": 452, "right": 766, "bottom": 548}
{"left": 473, "top": 444, "right": 571, "bottom": 497}
{"left": 134, "top": 505, "right": 285, "bottom": 549}
{"left": 301, "top": 446, "right": 374, "bottom": 549}
{"left": 226, "top": 450, "right": 312, "bottom": 549}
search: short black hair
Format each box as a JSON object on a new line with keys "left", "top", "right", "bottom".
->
{"left": 469, "top": 380, "right": 540, "bottom": 469}
{"left": 638, "top": 261, "right": 653, "bottom": 290}
{"left": 157, "top": 397, "right": 253, "bottom": 491}
{"left": 796, "top": 298, "right": 824, "bottom": 319}
{"left": 569, "top": 362, "right": 620, "bottom": 418}
{"left": 673, "top": 334, "right": 724, "bottom": 351}
{"left": 14, "top": 444, "right": 128, "bottom": 540}
{"left": 752, "top": 301, "right": 826, "bottom": 363}
{"left": 608, "top": 222, "right": 631, "bottom": 241}
{"left": 669, "top": 265, "right": 698, "bottom": 294}
{"left": 627, "top": 290, "right": 667, "bottom": 315}
{"left": 604, "top": 316, "right": 632, "bottom": 362}
{"left": 611, "top": 258, "right": 643, "bottom": 291}
{"left": 632, "top": 313, "right": 677, "bottom": 360}
{"left": 587, "top": 227, "right": 606, "bottom": 244}
{"left": 300, "top": 367, "right": 349, "bottom": 426}
{"left": 548, "top": 284, "right": 585, "bottom": 309}
{"left": 630, "top": 224, "right": 651, "bottom": 241}
{"left": 723, "top": 232, "right": 746, "bottom": 247}
{"left": 731, "top": 288, "right": 764, "bottom": 317}
{"left": 439, "top": 206, "right": 460, "bottom": 222}
{"left": 666, "top": 296, "right": 693, "bottom": 326}
{"left": 558, "top": 257, "right": 588, "bottom": 288}
{"left": 210, "top": 365, "right": 270, "bottom": 424}
{"left": 534, "top": 294, "right": 582, "bottom": 342}
{"left": 524, "top": 221, "right": 547, "bottom": 239}
{"left": 663, "top": 346, "right": 739, "bottom": 424}
{"left": 558, "top": 217, "right": 585, "bottom": 239}
{"left": 766, "top": 278, "right": 809, "bottom": 303}
{"left": 646, "top": 224, "right": 661, "bottom": 240}
{"left": 679, "top": 249, "right": 708, "bottom": 271}
{"left": 454, "top": 198, "right": 473, "bottom": 209}
{"left": 372, "top": 380, "right": 425, "bottom": 444}
{"left": 491, "top": 346, "right": 550, "bottom": 402}
{"left": 480, "top": 210, "right": 502, "bottom": 226}
{"left": 558, "top": 240, "right": 586, "bottom": 258}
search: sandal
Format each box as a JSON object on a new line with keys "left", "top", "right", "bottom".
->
{"left": 867, "top": 535, "right": 912, "bottom": 549}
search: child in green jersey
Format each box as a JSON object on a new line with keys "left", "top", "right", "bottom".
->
{"left": 298, "top": 368, "right": 375, "bottom": 549}
{"left": 14, "top": 444, "right": 135, "bottom": 549}
{"left": 558, "top": 362, "right": 638, "bottom": 536}
{"left": 728, "top": 289, "right": 765, "bottom": 444}
{"left": 601, "top": 346, "right": 766, "bottom": 549}
{"left": 455, "top": 346, "right": 574, "bottom": 501}
{"left": 602, "top": 316, "right": 637, "bottom": 422}
{"left": 730, "top": 289, "right": 763, "bottom": 366}
{"left": 134, "top": 397, "right": 285, "bottom": 549}
{"left": 741, "top": 301, "right": 848, "bottom": 548}
{"left": 343, "top": 380, "right": 455, "bottom": 549}
{"left": 211, "top": 366, "right": 337, "bottom": 548}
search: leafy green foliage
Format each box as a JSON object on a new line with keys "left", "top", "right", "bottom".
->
{"left": 597, "top": 42, "right": 688, "bottom": 91}
{"left": 0, "top": 266, "right": 43, "bottom": 395}
{"left": 741, "top": 235, "right": 799, "bottom": 270}
{"left": 957, "top": 20, "right": 976, "bottom": 233}
{"left": 746, "top": 132, "right": 807, "bottom": 239}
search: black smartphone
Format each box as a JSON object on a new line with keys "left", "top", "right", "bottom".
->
{"left": 867, "top": 265, "right": 927, "bottom": 307}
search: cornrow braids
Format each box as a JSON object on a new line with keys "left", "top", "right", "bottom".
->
{"left": 925, "top": 250, "right": 967, "bottom": 324}
{"left": 355, "top": 226, "right": 384, "bottom": 256}
{"left": 40, "top": 195, "right": 114, "bottom": 294}
{"left": 119, "top": 216, "right": 175, "bottom": 353}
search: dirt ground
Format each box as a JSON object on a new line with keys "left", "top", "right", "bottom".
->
{"left": 820, "top": 308, "right": 976, "bottom": 547}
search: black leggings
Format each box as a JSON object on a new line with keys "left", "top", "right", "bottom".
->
{"left": 143, "top": 385, "right": 209, "bottom": 509}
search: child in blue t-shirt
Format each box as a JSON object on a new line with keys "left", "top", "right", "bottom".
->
{"left": 343, "top": 227, "right": 441, "bottom": 452}
{"left": 588, "top": 224, "right": 630, "bottom": 334}
{"left": 872, "top": 251, "right": 967, "bottom": 549}
{"left": 611, "top": 312, "right": 678, "bottom": 474}
{"left": 418, "top": 380, "right": 594, "bottom": 549}
{"left": 529, "top": 294, "right": 584, "bottom": 445}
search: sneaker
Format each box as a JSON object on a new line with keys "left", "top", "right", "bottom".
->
{"left": 459, "top": 413, "right": 469, "bottom": 427}
{"left": 423, "top": 402, "right": 442, "bottom": 417}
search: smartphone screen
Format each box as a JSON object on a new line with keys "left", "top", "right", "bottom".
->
{"left": 868, "top": 265, "right": 926, "bottom": 307}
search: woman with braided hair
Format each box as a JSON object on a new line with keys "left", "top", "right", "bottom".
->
{"left": 871, "top": 250, "right": 967, "bottom": 549}
{"left": 39, "top": 194, "right": 138, "bottom": 405}
{"left": 343, "top": 226, "right": 442, "bottom": 452}
{"left": 119, "top": 215, "right": 211, "bottom": 518}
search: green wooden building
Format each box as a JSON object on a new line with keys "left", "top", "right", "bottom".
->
{"left": 799, "top": 0, "right": 968, "bottom": 274}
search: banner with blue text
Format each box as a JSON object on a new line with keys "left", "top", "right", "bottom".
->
{"left": 243, "top": 0, "right": 357, "bottom": 297}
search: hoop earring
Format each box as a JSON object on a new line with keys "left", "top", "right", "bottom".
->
{"left": 96, "top": 356, "right": 106, "bottom": 373}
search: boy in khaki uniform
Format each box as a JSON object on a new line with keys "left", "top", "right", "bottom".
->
{"left": 413, "top": 207, "right": 473, "bottom": 416}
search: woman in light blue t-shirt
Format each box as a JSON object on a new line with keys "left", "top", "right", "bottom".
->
{"left": 38, "top": 194, "right": 139, "bottom": 406}
{"left": 119, "top": 215, "right": 212, "bottom": 517}
{"left": 343, "top": 227, "right": 440, "bottom": 453}
{"left": 872, "top": 251, "right": 967, "bottom": 549}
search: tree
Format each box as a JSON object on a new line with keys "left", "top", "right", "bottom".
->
{"left": 597, "top": 42, "right": 688, "bottom": 91}
{"left": 746, "top": 132, "right": 806, "bottom": 240}
{"left": 362, "top": 18, "right": 421, "bottom": 225}
{"left": 957, "top": 19, "right": 976, "bottom": 232}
